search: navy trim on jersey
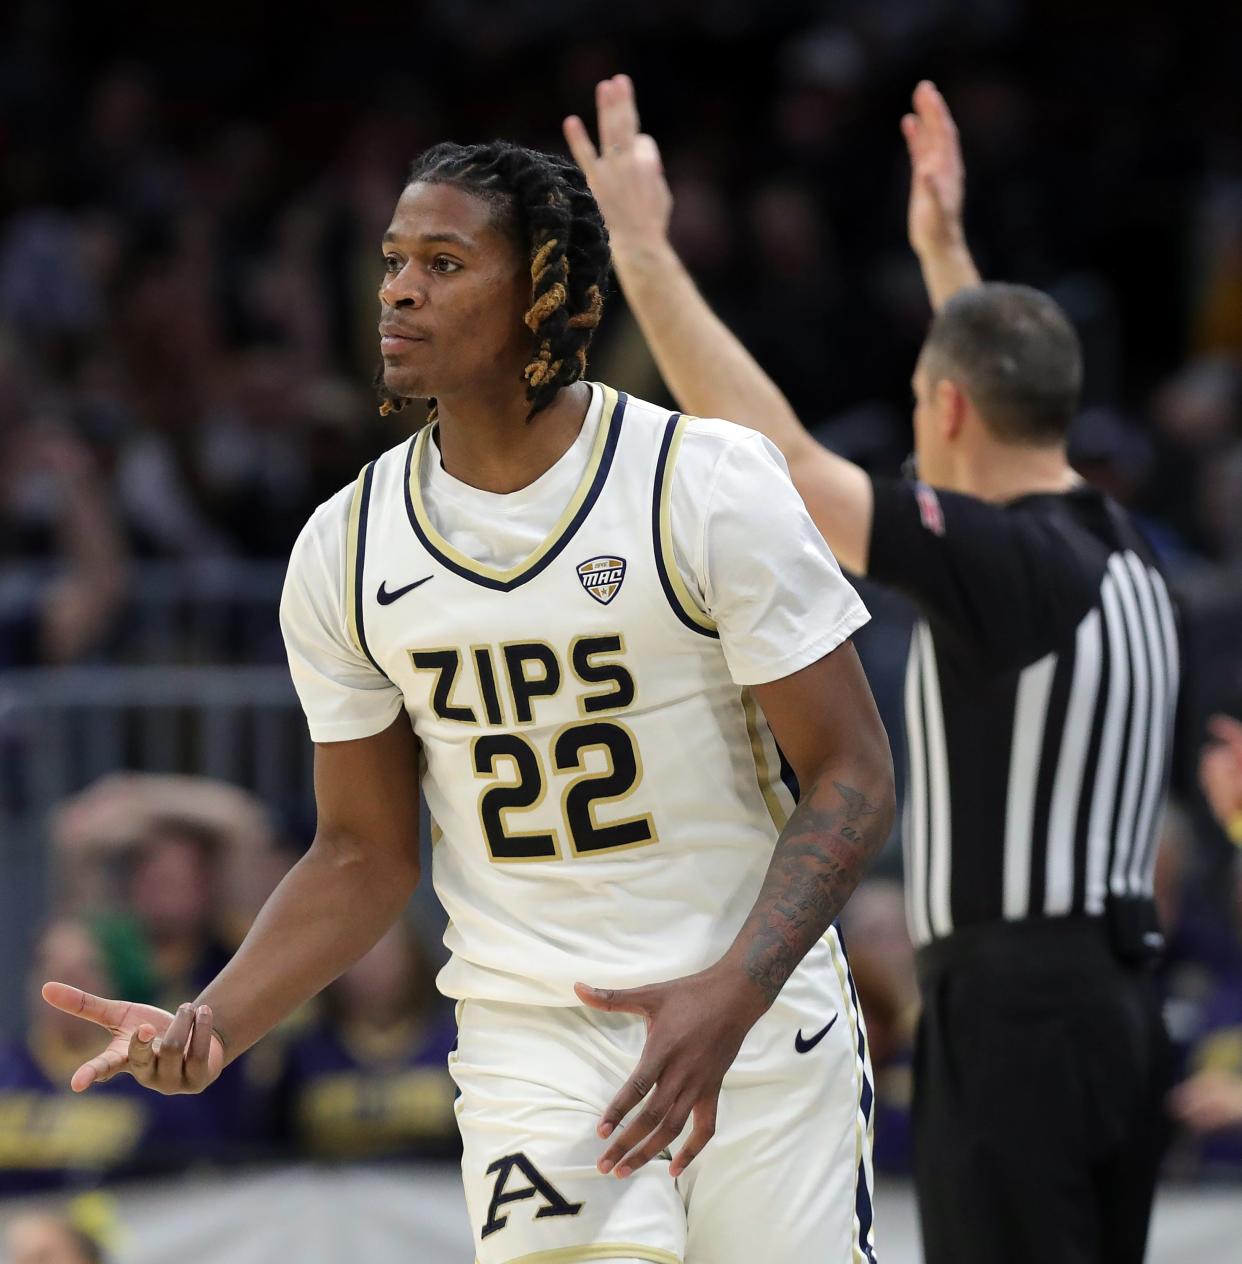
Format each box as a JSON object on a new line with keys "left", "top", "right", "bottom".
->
{"left": 652, "top": 415, "right": 720, "bottom": 639}
{"left": 354, "top": 460, "right": 390, "bottom": 680}
{"left": 837, "top": 926, "right": 878, "bottom": 1263}
{"left": 855, "top": 1157, "right": 878, "bottom": 1264}
{"left": 401, "top": 394, "right": 627, "bottom": 593}
{"left": 776, "top": 743, "right": 801, "bottom": 804}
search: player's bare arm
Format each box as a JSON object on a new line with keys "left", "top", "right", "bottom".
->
{"left": 727, "top": 647, "right": 894, "bottom": 1006}
{"left": 577, "top": 642, "right": 894, "bottom": 1179}
{"left": 43, "top": 714, "right": 423, "bottom": 1094}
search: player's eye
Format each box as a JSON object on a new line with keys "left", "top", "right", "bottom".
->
{"left": 382, "top": 254, "right": 403, "bottom": 275}
{"left": 429, "top": 256, "right": 462, "bottom": 274}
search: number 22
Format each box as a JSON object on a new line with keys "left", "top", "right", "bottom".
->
{"left": 471, "top": 720, "right": 657, "bottom": 862}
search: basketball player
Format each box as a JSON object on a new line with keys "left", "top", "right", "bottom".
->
{"left": 43, "top": 141, "right": 895, "bottom": 1263}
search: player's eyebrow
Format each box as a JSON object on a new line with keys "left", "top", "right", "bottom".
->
{"left": 382, "top": 229, "right": 475, "bottom": 249}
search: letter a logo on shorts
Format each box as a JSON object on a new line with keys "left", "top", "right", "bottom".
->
{"left": 481, "top": 1152, "right": 584, "bottom": 1239}
{"left": 577, "top": 556, "right": 626, "bottom": 605}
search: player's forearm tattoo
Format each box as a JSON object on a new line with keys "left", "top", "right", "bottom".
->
{"left": 738, "top": 776, "right": 889, "bottom": 1005}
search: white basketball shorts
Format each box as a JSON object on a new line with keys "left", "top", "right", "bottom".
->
{"left": 450, "top": 931, "right": 878, "bottom": 1264}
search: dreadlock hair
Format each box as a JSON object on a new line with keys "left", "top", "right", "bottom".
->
{"left": 376, "top": 140, "right": 610, "bottom": 422}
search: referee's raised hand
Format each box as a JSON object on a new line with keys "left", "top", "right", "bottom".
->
{"left": 563, "top": 73, "right": 672, "bottom": 258}
{"left": 900, "top": 80, "right": 980, "bottom": 309}
{"left": 41, "top": 982, "right": 224, "bottom": 1095}
{"left": 901, "top": 80, "right": 964, "bottom": 255}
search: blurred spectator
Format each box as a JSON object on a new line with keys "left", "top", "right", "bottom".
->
{"left": 94, "top": 818, "right": 237, "bottom": 1012}
{"left": 0, "top": 423, "right": 127, "bottom": 667}
{"left": 3, "top": 1212, "right": 105, "bottom": 1264}
{"left": 1145, "top": 358, "right": 1242, "bottom": 559}
{"left": 1067, "top": 407, "right": 1155, "bottom": 515}
{"left": 1154, "top": 802, "right": 1236, "bottom": 1003}
{"left": 1168, "top": 849, "right": 1242, "bottom": 1173}
{"left": 51, "top": 793, "right": 247, "bottom": 1012}
{"left": 1168, "top": 1066, "right": 1242, "bottom": 1143}
{"left": 0, "top": 919, "right": 144, "bottom": 1192}
{"left": 273, "top": 922, "right": 458, "bottom": 1162}
{"left": 1199, "top": 714, "right": 1242, "bottom": 850}
{"left": 0, "top": 918, "right": 243, "bottom": 1194}
{"left": 1166, "top": 720, "right": 1242, "bottom": 1173}
{"left": 50, "top": 773, "right": 286, "bottom": 943}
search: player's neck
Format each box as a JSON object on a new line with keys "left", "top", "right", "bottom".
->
{"left": 958, "top": 443, "right": 1080, "bottom": 504}
{"left": 433, "top": 381, "right": 592, "bottom": 495}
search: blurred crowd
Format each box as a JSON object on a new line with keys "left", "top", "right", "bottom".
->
{"left": 1, "top": 2, "right": 1241, "bottom": 666}
{"left": 2, "top": 0, "right": 1242, "bottom": 1202}
{"left": 1, "top": 774, "right": 460, "bottom": 1198}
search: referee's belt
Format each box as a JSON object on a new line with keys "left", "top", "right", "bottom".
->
{"left": 915, "top": 901, "right": 1163, "bottom": 985}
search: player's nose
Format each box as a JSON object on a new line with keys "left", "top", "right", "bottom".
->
{"left": 377, "top": 268, "right": 427, "bottom": 309}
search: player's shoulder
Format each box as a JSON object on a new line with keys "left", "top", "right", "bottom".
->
{"left": 618, "top": 389, "right": 762, "bottom": 446}
{"left": 679, "top": 413, "right": 770, "bottom": 450}
{"left": 616, "top": 389, "right": 776, "bottom": 472}
{"left": 676, "top": 414, "right": 779, "bottom": 474}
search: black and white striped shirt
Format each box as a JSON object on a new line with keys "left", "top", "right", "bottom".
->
{"left": 868, "top": 478, "right": 1180, "bottom": 949}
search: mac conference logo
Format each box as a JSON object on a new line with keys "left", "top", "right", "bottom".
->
{"left": 576, "top": 556, "right": 626, "bottom": 605}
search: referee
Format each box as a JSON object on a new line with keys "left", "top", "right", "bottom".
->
{"left": 567, "top": 77, "right": 1178, "bottom": 1263}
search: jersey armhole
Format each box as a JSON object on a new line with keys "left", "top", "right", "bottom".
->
{"left": 344, "top": 459, "right": 391, "bottom": 679}
{"left": 650, "top": 414, "right": 719, "bottom": 639}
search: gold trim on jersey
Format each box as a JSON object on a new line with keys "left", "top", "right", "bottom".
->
{"left": 740, "top": 688, "right": 792, "bottom": 832}
{"left": 408, "top": 384, "right": 621, "bottom": 585}
{"left": 658, "top": 416, "right": 717, "bottom": 634}
{"left": 490, "top": 1246, "right": 681, "bottom": 1264}
{"left": 344, "top": 465, "right": 369, "bottom": 657}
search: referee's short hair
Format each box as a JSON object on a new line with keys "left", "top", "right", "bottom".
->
{"left": 922, "top": 283, "right": 1083, "bottom": 445}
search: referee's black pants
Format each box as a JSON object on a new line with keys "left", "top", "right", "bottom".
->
{"left": 912, "top": 916, "right": 1172, "bottom": 1264}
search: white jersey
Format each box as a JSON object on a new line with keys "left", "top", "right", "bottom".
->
{"left": 281, "top": 383, "right": 869, "bottom": 1006}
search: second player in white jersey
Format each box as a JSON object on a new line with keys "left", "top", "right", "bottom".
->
{"left": 281, "top": 382, "right": 870, "bottom": 1007}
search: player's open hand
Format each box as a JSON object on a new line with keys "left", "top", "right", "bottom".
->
{"left": 41, "top": 982, "right": 224, "bottom": 1095}
{"left": 901, "top": 80, "right": 965, "bottom": 259}
{"left": 564, "top": 74, "right": 672, "bottom": 257}
{"left": 575, "top": 966, "right": 766, "bottom": 1179}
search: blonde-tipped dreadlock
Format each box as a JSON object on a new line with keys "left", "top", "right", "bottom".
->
{"left": 375, "top": 140, "right": 611, "bottom": 421}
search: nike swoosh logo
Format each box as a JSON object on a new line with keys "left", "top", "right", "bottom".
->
{"left": 794, "top": 1013, "right": 838, "bottom": 1054}
{"left": 376, "top": 576, "right": 433, "bottom": 605}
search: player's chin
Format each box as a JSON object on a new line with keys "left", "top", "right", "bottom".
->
{"left": 381, "top": 362, "right": 429, "bottom": 400}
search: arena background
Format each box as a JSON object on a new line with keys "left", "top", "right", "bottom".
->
{"left": 2, "top": 0, "right": 1241, "bottom": 1260}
